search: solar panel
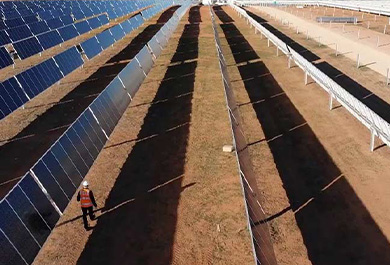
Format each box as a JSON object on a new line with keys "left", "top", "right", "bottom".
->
{"left": 23, "top": 15, "right": 39, "bottom": 24}
{"left": 109, "top": 25, "right": 125, "bottom": 41}
{"left": 37, "top": 30, "right": 63, "bottom": 50}
{"left": 0, "top": 229, "right": 27, "bottom": 265}
{"left": 87, "top": 16, "right": 100, "bottom": 30}
{"left": 6, "top": 186, "right": 51, "bottom": 246}
{"left": 97, "top": 14, "right": 109, "bottom": 25}
{"left": 0, "top": 201, "right": 40, "bottom": 264}
{"left": 59, "top": 15, "right": 73, "bottom": 26}
{"left": 16, "top": 68, "right": 44, "bottom": 97}
{"left": 96, "top": 30, "right": 114, "bottom": 50}
{"left": 46, "top": 17, "right": 64, "bottom": 30}
{"left": 31, "top": 160, "right": 69, "bottom": 212}
{"left": 19, "top": 174, "right": 60, "bottom": 229}
{"left": 6, "top": 25, "right": 32, "bottom": 42}
{"left": 4, "top": 17, "right": 24, "bottom": 28}
{"left": 74, "top": 20, "right": 91, "bottom": 35}
{"left": 58, "top": 24, "right": 79, "bottom": 41}
{"left": 120, "top": 20, "right": 133, "bottom": 34}
{"left": 54, "top": 47, "right": 83, "bottom": 76}
{"left": 73, "top": 12, "right": 85, "bottom": 21}
{"left": 0, "top": 47, "right": 13, "bottom": 69}
{"left": 29, "top": 21, "right": 49, "bottom": 35}
{"left": 0, "top": 21, "right": 6, "bottom": 31}
{"left": 80, "top": 36, "right": 102, "bottom": 59}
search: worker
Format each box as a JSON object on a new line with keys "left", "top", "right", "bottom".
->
{"left": 77, "top": 180, "right": 97, "bottom": 230}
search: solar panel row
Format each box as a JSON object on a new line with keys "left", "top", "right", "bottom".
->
{"left": 0, "top": 46, "right": 83, "bottom": 118}
{"left": 0, "top": 0, "right": 153, "bottom": 21}
{"left": 13, "top": 14, "right": 109, "bottom": 60}
{"left": 0, "top": 6, "right": 158, "bottom": 119}
{"left": 80, "top": 14, "right": 143, "bottom": 60}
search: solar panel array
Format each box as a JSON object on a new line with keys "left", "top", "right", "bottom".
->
{"left": 0, "top": 0, "right": 157, "bottom": 69}
{"left": 0, "top": 1, "right": 190, "bottom": 264}
{"left": 0, "top": 12, "right": 145, "bottom": 120}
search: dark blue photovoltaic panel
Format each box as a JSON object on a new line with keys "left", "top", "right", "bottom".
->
{"left": 79, "top": 110, "right": 106, "bottom": 150}
{"left": 74, "top": 20, "right": 91, "bottom": 35}
{"left": 87, "top": 17, "right": 100, "bottom": 29}
{"left": 0, "top": 30, "right": 11, "bottom": 46}
{"left": 105, "top": 77, "right": 130, "bottom": 115}
{"left": 96, "top": 30, "right": 114, "bottom": 50}
{"left": 71, "top": 119, "right": 100, "bottom": 158}
{"left": 97, "top": 14, "right": 109, "bottom": 25}
{"left": 0, "top": 47, "right": 13, "bottom": 69}
{"left": 99, "top": 88, "right": 121, "bottom": 123}
{"left": 18, "top": 174, "right": 60, "bottom": 229}
{"left": 1, "top": 77, "right": 29, "bottom": 110}
{"left": 13, "top": 37, "right": 43, "bottom": 59}
{"left": 32, "top": 160, "right": 69, "bottom": 211}
{"left": 29, "top": 21, "right": 49, "bottom": 35}
{"left": 43, "top": 59, "right": 63, "bottom": 82}
{"left": 59, "top": 15, "right": 73, "bottom": 26}
{"left": 6, "top": 25, "right": 32, "bottom": 42}
{"left": 38, "top": 10, "right": 54, "bottom": 20}
{"left": 5, "top": 17, "right": 24, "bottom": 28}
{"left": 0, "top": 201, "right": 40, "bottom": 264}
{"left": 23, "top": 15, "right": 39, "bottom": 24}
{"left": 89, "top": 98, "right": 115, "bottom": 136}
{"left": 37, "top": 30, "right": 63, "bottom": 50}
{"left": 0, "top": 21, "right": 7, "bottom": 31}
{"left": 0, "top": 230, "right": 26, "bottom": 265}
{"left": 6, "top": 186, "right": 51, "bottom": 245}
{"left": 41, "top": 151, "right": 76, "bottom": 198}
{"left": 109, "top": 25, "right": 125, "bottom": 41}
{"left": 58, "top": 134, "right": 89, "bottom": 176}
{"left": 120, "top": 20, "right": 133, "bottom": 34}
{"left": 46, "top": 17, "right": 64, "bottom": 30}
{"left": 73, "top": 12, "right": 85, "bottom": 20}
{"left": 80, "top": 37, "right": 102, "bottom": 59}
{"left": 65, "top": 128, "right": 94, "bottom": 168}
{"left": 58, "top": 24, "right": 78, "bottom": 41}
{"left": 49, "top": 144, "right": 83, "bottom": 186}
{"left": 54, "top": 47, "right": 83, "bottom": 76}
{"left": 16, "top": 68, "right": 44, "bottom": 97}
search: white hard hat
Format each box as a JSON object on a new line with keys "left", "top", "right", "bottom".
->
{"left": 82, "top": 181, "right": 89, "bottom": 187}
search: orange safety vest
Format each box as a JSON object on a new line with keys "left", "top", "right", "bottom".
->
{"left": 80, "top": 188, "right": 93, "bottom": 208}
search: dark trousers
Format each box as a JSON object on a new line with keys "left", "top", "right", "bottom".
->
{"left": 81, "top": 207, "right": 95, "bottom": 228}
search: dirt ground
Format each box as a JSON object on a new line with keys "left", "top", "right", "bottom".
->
{"left": 0, "top": 7, "right": 180, "bottom": 198}
{"left": 244, "top": 7, "right": 390, "bottom": 129}
{"left": 256, "top": 6, "right": 390, "bottom": 77}
{"left": 215, "top": 5, "right": 390, "bottom": 265}
{"left": 32, "top": 6, "right": 253, "bottom": 265}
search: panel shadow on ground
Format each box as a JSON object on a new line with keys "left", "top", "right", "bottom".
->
{"left": 76, "top": 6, "right": 200, "bottom": 265}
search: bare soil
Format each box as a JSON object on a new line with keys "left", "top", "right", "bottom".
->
{"left": 256, "top": 6, "right": 390, "bottom": 77}
{"left": 32, "top": 6, "right": 253, "bottom": 265}
{"left": 216, "top": 6, "right": 390, "bottom": 265}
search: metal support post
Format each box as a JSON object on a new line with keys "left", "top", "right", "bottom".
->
{"left": 358, "top": 29, "right": 360, "bottom": 39}
{"left": 335, "top": 44, "right": 338, "bottom": 56}
{"left": 329, "top": 93, "right": 334, "bottom": 110}
{"left": 357, "top": 53, "right": 360, "bottom": 68}
{"left": 306, "top": 30, "right": 309, "bottom": 39}
{"left": 384, "top": 25, "right": 387, "bottom": 34}
{"left": 377, "top": 36, "right": 380, "bottom": 47}
{"left": 276, "top": 47, "right": 279, "bottom": 56}
{"left": 386, "top": 68, "right": 389, "bottom": 85}
{"left": 304, "top": 71, "right": 308, "bottom": 85}
{"left": 370, "top": 129, "right": 375, "bottom": 152}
